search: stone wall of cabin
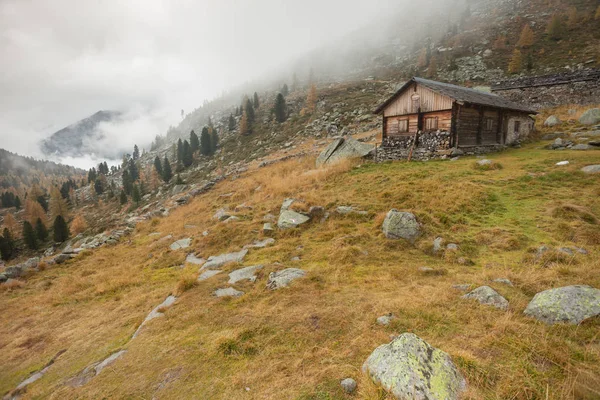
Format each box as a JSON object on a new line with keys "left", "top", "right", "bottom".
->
{"left": 505, "top": 113, "right": 535, "bottom": 145}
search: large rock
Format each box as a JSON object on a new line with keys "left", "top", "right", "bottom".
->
{"left": 524, "top": 285, "right": 600, "bottom": 324}
{"left": 132, "top": 295, "right": 177, "bottom": 338}
{"left": 170, "top": 238, "right": 192, "bottom": 250}
{"left": 228, "top": 265, "right": 263, "bottom": 284}
{"left": 202, "top": 249, "right": 248, "bottom": 270}
{"left": 382, "top": 210, "right": 421, "bottom": 243}
{"left": 579, "top": 108, "right": 600, "bottom": 125}
{"left": 214, "top": 287, "right": 244, "bottom": 297}
{"left": 362, "top": 333, "right": 466, "bottom": 400}
{"left": 581, "top": 165, "right": 600, "bottom": 174}
{"left": 462, "top": 286, "right": 508, "bottom": 310}
{"left": 316, "top": 137, "right": 375, "bottom": 167}
{"left": 267, "top": 268, "right": 306, "bottom": 289}
{"left": 278, "top": 210, "right": 310, "bottom": 229}
{"left": 544, "top": 115, "right": 561, "bottom": 127}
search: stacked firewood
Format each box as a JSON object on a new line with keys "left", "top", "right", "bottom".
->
{"left": 418, "top": 131, "right": 451, "bottom": 151}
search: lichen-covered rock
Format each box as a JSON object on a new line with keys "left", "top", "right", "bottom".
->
{"left": 228, "top": 265, "right": 263, "bottom": 284}
{"left": 362, "top": 333, "right": 466, "bottom": 400}
{"left": 340, "top": 378, "right": 357, "bottom": 394}
{"left": 579, "top": 108, "right": 600, "bottom": 125}
{"left": 214, "top": 287, "right": 244, "bottom": 297}
{"left": 267, "top": 268, "right": 306, "bottom": 289}
{"left": 581, "top": 165, "right": 600, "bottom": 174}
{"left": 524, "top": 285, "right": 600, "bottom": 324}
{"left": 170, "top": 238, "right": 192, "bottom": 250}
{"left": 202, "top": 249, "right": 248, "bottom": 270}
{"left": 277, "top": 210, "right": 310, "bottom": 229}
{"left": 382, "top": 210, "right": 421, "bottom": 243}
{"left": 544, "top": 115, "right": 561, "bottom": 127}
{"left": 462, "top": 286, "right": 508, "bottom": 310}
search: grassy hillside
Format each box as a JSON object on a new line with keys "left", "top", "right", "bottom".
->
{"left": 1, "top": 139, "right": 599, "bottom": 399}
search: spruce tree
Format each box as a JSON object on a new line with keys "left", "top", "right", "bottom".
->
{"left": 228, "top": 114, "right": 236, "bottom": 131}
{"left": 200, "top": 127, "right": 212, "bottom": 156}
{"left": 182, "top": 140, "right": 193, "bottom": 167}
{"left": 132, "top": 184, "right": 141, "bottom": 205}
{"left": 122, "top": 170, "right": 133, "bottom": 195}
{"left": 0, "top": 228, "right": 14, "bottom": 261}
{"left": 128, "top": 158, "right": 139, "bottom": 181}
{"left": 177, "top": 139, "right": 183, "bottom": 164}
{"left": 274, "top": 93, "right": 287, "bottom": 123}
{"left": 133, "top": 144, "right": 140, "bottom": 160}
{"left": 253, "top": 92, "right": 260, "bottom": 109}
{"left": 14, "top": 196, "right": 21, "bottom": 210}
{"left": 53, "top": 215, "right": 69, "bottom": 243}
{"left": 94, "top": 178, "right": 104, "bottom": 194}
{"left": 119, "top": 189, "right": 127, "bottom": 205}
{"left": 23, "top": 221, "right": 37, "bottom": 250}
{"left": 35, "top": 218, "right": 48, "bottom": 241}
{"left": 162, "top": 156, "right": 173, "bottom": 182}
{"left": 281, "top": 84, "right": 289, "bottom": 97}
{"left": 154, "top": 156, "right": 163, "bottom": 177}
{"left": 245, "top": 98, "right": 255, "bottom": 123}
{"left": 210, "top": 129, "right": 219, "bottom": 153}
{"left": 190, "top": 130, "right": 200, "bottom": 153}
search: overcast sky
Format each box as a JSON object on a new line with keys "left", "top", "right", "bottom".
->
{"left": 0, "top": 0, "right": 402, "bottom": 167}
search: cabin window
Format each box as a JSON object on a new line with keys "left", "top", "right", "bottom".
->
{"left": 411, "top": 94, "right": 420, "bottom": 113}
{"left": 514, "top": 121, "right": 521, "bottom": 133}
{"left": 398, "top": 119, "right": 408, "bottom": 133}
{"left": 424, "top": 117, "right": 438, "bottom": 131}
{"left": 485, "top": 118, "right": 494, "bottom": 131}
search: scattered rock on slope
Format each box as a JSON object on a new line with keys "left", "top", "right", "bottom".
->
{"left": 316, "top": 136, "right": 375, "bottom": 167}
{"left": 243, "top": 238, "right": 275, "bottom": 249}
{"left": 382, "top": 210, "right": 421, "bottom": 243}
{"left": 132, "top": 295, "right": 177, "bottom": 338}
{"left": 524, "top": 285, "right": 600, "bottom": 324}
{"left": 362, "top": 333, "right": 466, "bottom": 400}
{"left": 267, "top": 268, "right": 306, "bottom": 289}
{"left": 202, "top": 249, "right": 248, "bottom": 269}
{"left": 581, "top": 165, "right": 600, "bottom": 174}
{"left": 544, "top": 115, "right": 561, "bottom": 127}
{"left": 228, "top": 265, "right": 263, "bottom": 284}
{"left": 340, "top": 378, "right": 357, "bottom": 394}
{"left": 579, "top": 108, "right": 600, "bottom": 125}
{"left": 170, "top": 238, "right": 192, "bottom": 250}
{"left": 198, "top": 270, "right": 222, "bottom": 281}
{"left": 462, "top": 286, "right": 509, "bottom": 310}
{"left": 67, "top": 350, "right": 127, "bottom": 387}
{"left": 214, "top": 287, "right": 244, "bottom": 297}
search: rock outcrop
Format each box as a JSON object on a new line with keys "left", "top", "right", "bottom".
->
{"left": 462, "top": 286, "right": 509, "bottom": 310}
{"left": 579, "top": 108, "right": 600, "bottom": 125}
{"left": 316, "top": 136, "right": 375, "bottom": 167}
{"left": 382, "top": 210, "right": 421, "bottom": 243}
{"left": 266, "top": 268, "right": 306, "bottom": 289}
{"left": 524, "top": 285, "right": 600, "bottom": 324}
{"left": 362, "top": 333, "right": 466, "bottom": 400}
{"left": 202, "top": 249, "right": 248, "bottom": 269}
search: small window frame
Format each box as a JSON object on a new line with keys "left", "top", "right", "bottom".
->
{"left": 424, "top": 116, "right": 438, "bottom": 131}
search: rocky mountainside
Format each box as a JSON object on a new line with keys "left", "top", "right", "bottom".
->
{"left": 40, "top": 110, "right": 122, "bottom": 158}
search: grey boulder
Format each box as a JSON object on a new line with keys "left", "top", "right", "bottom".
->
{"left": 340, "top": 378, "right": 357, "bottom": 394}
{"left": 524, "top": 285, "right": 600, "bottom": 324}
{"left": 278, "top": 210, "right": 310, "bottom": 229}
{"left": 544, "top": 115, "right": 561, "bottom": 127}
{"left": 267, "top": 268, "right": 306, "bottom": 290}
{"left": 362, "top": 333, "right": 466, "bottom": 400}
{"left": 170, "top": 238, "right": 192, "bottom": 250}
{"left": 202, "top": 249, "right": 248, "bottom": 270}
{"left": 228, "top": 265, "right": 263, "bottom": 284}
{"left": 382, "top": 210, "right": 421, "bottom": 243}
{"left": 214, "top": 287, "right": 244, "bottom": 298}
{"left": 462, "top": 286, "right": 508, "bottom": 310}
{"left": 316, "top": 137, "right": 375, "bottom": 167}
{"left": 579, "top": 108, "right": 600, "bottom": 125}
{"left": 581, "top": 165, "right": 600, "bottom": 174}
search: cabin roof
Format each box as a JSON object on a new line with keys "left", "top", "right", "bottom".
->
{"left": 374, "top": 77, "right": 538, "bottom": 115}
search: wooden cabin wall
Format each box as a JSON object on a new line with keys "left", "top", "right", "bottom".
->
{"left": 421, "top": 110, "right": 452, "bottom": 132}
{"left": 384, "top": 114, "right": 419, "bottom": 136}
{"left": 383, "top": 83, "right": 453, "bottom": 117}
{"left": 456, "top": 106, "right": 480, "bottom": 146}
{"left": 482, "top": 110, "right": 500, "bottom": 144}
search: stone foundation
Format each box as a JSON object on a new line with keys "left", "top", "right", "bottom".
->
{"left": 376, "top": 143, "right": 505, "bottom": 162}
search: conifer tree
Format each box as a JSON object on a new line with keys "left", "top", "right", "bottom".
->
{"left": 182, "top": 140, "right": 193, "bottom": 167}
{"left": 210, "top": 129, "right": 219, "bottom": 153}
{"left": 228, "top": 114, "right": 236, "bottom": 132}
{"left": 35, "top": 218, "right": 48, "bottom": 241}
{"left": 508, "top": 48, "right": 523, "bottom": 74}
{"left": 94, "top": 178, "right": 104, "bottom": 194}
{"left": 177, "top": 139, "right": 183, "bottom": 164}
{"left": 14, "top": 196, "right": 21, "bottom": 210}
{"left": 245, "top": 98, "right": 255, "bottom": 123}
{"left": 547, "top": 14, "right": 563, "bottom": 40}
{"left": 49, "top": 187, "right": 69, "bottom": 220}
{"left": 132, "top": 184, "right": 141, "bottom": 205}
{"left": 119, "top": 189, "right": 128, "bottom": 205}
{"left": 128, "top": 158, "right": 139, "bottom": 181}
{"left": 176, "top": 174, "right": 184, "bottom": 185}
{"left": 154, "top": 156, "right": 163, "bottom": 177}
{"left": 53, "top": 215, "right": 69, "bottom": 243}
{"left": 122, "top": 170, "right": 133, "bottom": 195}
{"left": 3, "top": 214, "right": 17, "bottom": 236}
{"left": 281, "top": 84, "right": 289, "bottom": 97}
{"left": 25, "top": 199, "right": 46, "bottom": 226}
{"left": 162, "top": 156, "right": 173, "bottom": 182}
{"left": 292, "top": 73, "right": 298, "bottom": 92}
{"left": 517, "top": 25, "right": 535, "bottom": 48}
{"left": 190, "top": 130, "right": 200, "bottom": 153}
{"left": 133, "top": 144, "right": 140, "bottom": 160}
{"left": 567, "top": 7, "right": 577, "bottom": 28}
{"left": 0, "top": 228, "right": 14, "bottom": 261}
{"left": 253, "top": 92, "right": 260, "bottom": 109}
{"left": 23, "top": 221, "right": 37, "bottom": 249}
{"left": 70, "top": 214, "right": 87, "bottom": 235}
{"left": 239, "top": 111, "right": 249, "bottom": 135}
{"left": 200, "top": 127, "right": 212, "bottom": 155}
{"left": 274, "top": 93, "right": 287, "bottom": 123}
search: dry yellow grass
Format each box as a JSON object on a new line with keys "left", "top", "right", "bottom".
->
{"left": 1, "top": 143, "right": 599, "bottom": 399}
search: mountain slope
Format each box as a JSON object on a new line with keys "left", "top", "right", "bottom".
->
{"left": 40, "top": 110, "right": 122, "bottom": 159}
{"left": 1, "top": 142, "right": 599, "bottom": 399}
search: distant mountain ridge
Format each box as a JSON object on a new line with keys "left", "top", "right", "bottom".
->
{"left": 40, "top": 110, "right": 123, "bottom": 158}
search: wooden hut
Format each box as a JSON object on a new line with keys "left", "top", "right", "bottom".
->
{"left": 374, "top": 77, "right": 536, "bottom": 158}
